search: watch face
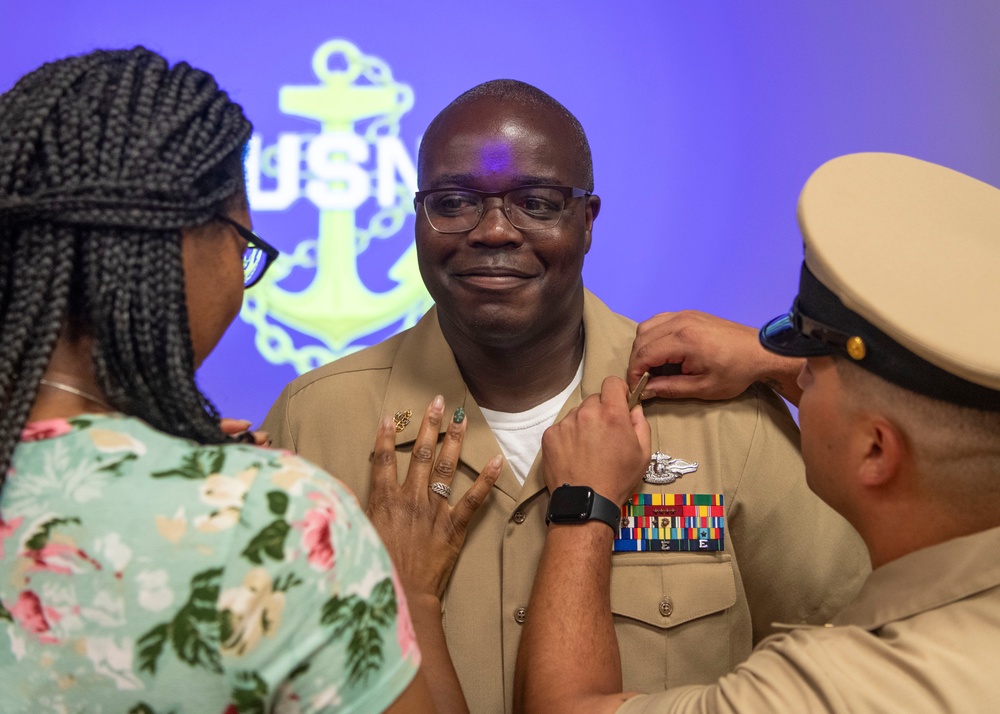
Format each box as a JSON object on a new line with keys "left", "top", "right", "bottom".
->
{"left": 549, "top": 486, "right": 594, "bottom": 522}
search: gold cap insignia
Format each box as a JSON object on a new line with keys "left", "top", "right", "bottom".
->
{"left": 846, "top": 336, "right": 866, "bottom": 361}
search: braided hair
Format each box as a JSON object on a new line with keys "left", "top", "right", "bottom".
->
{"left": 0, "top": 47, "right": 253, "bottom": 485}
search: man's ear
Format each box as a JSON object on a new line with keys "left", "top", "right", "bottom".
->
{"left": 583, "top": 194, "right": 601, "bottom": 254}
{"left": 857, "top": 416, "right": 906, "bottom": 488}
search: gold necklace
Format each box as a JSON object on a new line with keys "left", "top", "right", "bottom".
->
{"left": 38, "top": 378, "right": 113, "bottom": 411}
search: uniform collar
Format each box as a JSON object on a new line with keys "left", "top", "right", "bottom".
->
{"left": 381, "top": 303, "right": 535, "bottom": 501}
{"left": 380, "top": 290, "right": 627, "bottom": 502}
{"left": 832, "top": 525, "right": 1000, "bottom": 630}
{"left": 382, "top": 303, "right": 469, "bottom": 449}
{"left": 579, "top": 289, "right": 631, "bottom": 396}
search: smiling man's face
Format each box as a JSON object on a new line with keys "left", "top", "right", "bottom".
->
{"left": 415, "top": 97, "right": 599, "bottom": 349}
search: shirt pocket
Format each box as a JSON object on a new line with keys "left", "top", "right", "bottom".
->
{"left": 610, "top": 553, "right": 741, "bottom": 690}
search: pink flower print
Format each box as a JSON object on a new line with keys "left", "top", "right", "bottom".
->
{"left": 10, "top": 590, "right": 60, "bottom": 644}
{"left": 300, "top": 496, "right": 337, "bottom": 572}
{"left": 26, "top": 542, "right": 101, "bottom": 576}
{"left": 392, "top": 568, "right": 419, "bottom": 664}
{"left": 0, "top": 516, "right": 23, "bottom": 558}
{"left": 20, "top": 418, "right": 73, "bottom": 442}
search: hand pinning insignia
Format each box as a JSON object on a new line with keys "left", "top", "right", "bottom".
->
{"left": 644, "top": 451, "right": 699, "bottom": 484}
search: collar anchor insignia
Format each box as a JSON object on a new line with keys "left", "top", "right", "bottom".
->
{"left": 644, "top": 451, "right": 699, "bottom": 484}
{"left": 393, "top": 409, "right": 412, "bottom": 432}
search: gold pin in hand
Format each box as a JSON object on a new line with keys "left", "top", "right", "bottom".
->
{"left": 627, "top": 372, "right": 650, "bottom": 410}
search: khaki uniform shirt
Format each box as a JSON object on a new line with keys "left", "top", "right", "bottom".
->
{"left": 618, "top": 525, "right": 1000, "bottom": 713}
{"left": 263, "top": 291, "right": 869, "bottom": 713}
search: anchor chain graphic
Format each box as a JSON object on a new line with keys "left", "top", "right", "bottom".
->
{"left": 241, "top": 40, "right": 432, "bottom": 374}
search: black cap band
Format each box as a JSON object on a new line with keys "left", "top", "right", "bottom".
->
{"left": 761, "top": 264, "right": 1000, "bottom": 411}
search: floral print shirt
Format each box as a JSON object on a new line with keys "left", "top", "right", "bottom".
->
{"left": 0, "top": 414, "right": 419, "bottom": 713}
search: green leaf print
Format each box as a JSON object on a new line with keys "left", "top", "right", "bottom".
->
{"left": 288, "top": 659, "right": 310, "bottom": 681}
{"left": 128, "top": 704, "right": 178, "bottom": 714}
{"left": 230, "top": 671, "right": 269, "bottom": 714}
{"left": 0, "top": 599, "right": 12, "bottom": 623}
{"left": 97, "top": 452, "right": 140, "bottom": 476}
{"left": 368, "top": 577, "right": 397, "bottom": 624}
{"left": 241, "top": 519, "right": 290, "bottom": 565}
{"left": 137, "top": 623, "right": 169, "bottom": 674}
{"left": 319, "top": 577, "right": 398, "bottom": 685}
{"left": 150, "top": 447, "right": 226, "bottom": 480}
{"left": 68, "top": 416, "right": 96, "bottom": 430}
{"left": 24, "top": 516, "right": 81, "bottom": 551}
{"left": 171, "top": 567, "right": 224, "bottom": 672}
{"left": 137, "top": 567, "right": 224, "bottom": 675}
{"left": 266, "top": 490, "right": 289, "bottom": 516}
{"left": 209, "top": 448, "right": 225, "bottom": 474}
{"left": 272, "top": 572, "right": 304, "bottom": 593}
{"left": 219, "top": 608, "right": 234, "bottom": 645}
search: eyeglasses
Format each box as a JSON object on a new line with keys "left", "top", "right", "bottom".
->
{"left": 414, "top": 185, "right": 591, "bottom": 233}
{"left": 215, "top": 215, "right": 280, "bottom": 288}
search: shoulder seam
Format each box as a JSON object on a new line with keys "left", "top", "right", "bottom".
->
{"left": 731, "top": 383, "right": 764, "bottom": 502}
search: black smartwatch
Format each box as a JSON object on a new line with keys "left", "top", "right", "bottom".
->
{"left": 546, "top": 484, "right": 621, "bottom": 531}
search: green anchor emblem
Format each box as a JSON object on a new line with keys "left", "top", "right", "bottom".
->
{"left": 242, "top": 40, "right": 432, "bottom": 373}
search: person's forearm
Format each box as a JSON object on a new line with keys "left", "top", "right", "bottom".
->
{"left": 515, "top": 522, "right": 635, "bottom": 714}
{"left": 757, "top": 352, "right": 804, "bottom": 407}
{"left": 408, "top": 593, "right": 469, "bottom": 714}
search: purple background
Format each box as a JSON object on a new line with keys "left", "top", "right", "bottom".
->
{"left": 3, "top": 1, "right": 999, "bottom": 425}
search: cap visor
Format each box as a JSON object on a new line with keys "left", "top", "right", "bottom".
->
{"left": 759, "top": 313, "right": 836, "bottom": 357}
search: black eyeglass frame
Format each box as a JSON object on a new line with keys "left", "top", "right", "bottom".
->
{"left": 413, "top": 184, "right": 592, "bottom": 234}
{"left": 214, "top": 214, "right": 280, "bottom": 288}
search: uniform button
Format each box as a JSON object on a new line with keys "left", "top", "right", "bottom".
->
{"left": 512, "top": 511, "right": 526, "bottom": 524}
{"left": 514, "top": 607, "right": 528, "bottom": 624}
{"left": 659, "top": 597, "right": 673, "bottom": 617}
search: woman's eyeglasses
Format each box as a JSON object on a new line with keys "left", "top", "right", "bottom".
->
{"left": 215, "top": 214, "right": 280, "bottom": 288}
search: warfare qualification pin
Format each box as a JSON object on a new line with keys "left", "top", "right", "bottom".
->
{"left": 644, "top": 451, "right": 699, "bottom": 484}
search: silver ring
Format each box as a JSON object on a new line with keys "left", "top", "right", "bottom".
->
{"left": 429, "top": 482, "right": 452, "bottom": 498}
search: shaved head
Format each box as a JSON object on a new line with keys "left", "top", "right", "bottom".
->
{"left": 419, "top": 79, "right": 594, "bottom": 191}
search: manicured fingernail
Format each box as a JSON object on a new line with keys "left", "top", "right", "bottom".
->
{"left": 453, "top": 406, "right": 465, "bottom": 424}
{"left": 232, "top": 419, "right": 252, "bottom": 429}
{"left": 432, "top": 395, "right": 444, "bottom": 411}
{"left": 489, "top": 454, "right": 503, "bottom": 468}
{"left": 381, "top": 417, "right": 395, "bottom": 432}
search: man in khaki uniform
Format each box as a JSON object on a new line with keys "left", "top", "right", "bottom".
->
{"left": 517, "top": 151, "right": 1000, "bottom": 713}
{"left": 262, "top": 80, "right": 868, "bottom": 712}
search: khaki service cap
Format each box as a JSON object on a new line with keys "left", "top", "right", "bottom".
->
{"left": 760, "top": 152, "right": 1000, "bottom": 411}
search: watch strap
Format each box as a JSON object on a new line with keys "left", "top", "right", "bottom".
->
{"left": 590, "top": 490, "right": 622, "bottom": 530}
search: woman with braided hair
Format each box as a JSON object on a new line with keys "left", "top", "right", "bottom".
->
{"left": 0, "top": 47, "right": 494, "bottom": 713}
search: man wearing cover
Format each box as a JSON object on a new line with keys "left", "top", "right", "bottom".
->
{"left": 518, "top": 152, "right": 1000, "bottom": 712}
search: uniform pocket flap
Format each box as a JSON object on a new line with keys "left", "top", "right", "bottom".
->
{"left": 610, "top": 556, "right": 736, "bottom": 629}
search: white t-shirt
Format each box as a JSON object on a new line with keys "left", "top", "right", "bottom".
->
{"left": 479, "top": 360, "right": 584, "bottom": 486}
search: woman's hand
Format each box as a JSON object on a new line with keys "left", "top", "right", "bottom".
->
{"left": 220, "top": 418, "right": 271, "bottom": 446}
{"left": 367, "top": 395, "right": 501, "bottom": 600}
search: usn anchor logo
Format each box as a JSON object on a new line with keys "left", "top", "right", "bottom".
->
{"left": 241, "top": 40, "right": 433, "bottom": 374}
